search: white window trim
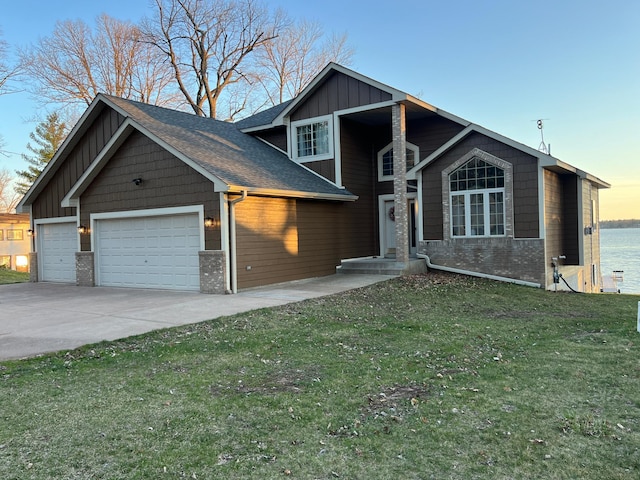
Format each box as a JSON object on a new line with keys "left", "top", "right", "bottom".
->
{"left": 450, "top": 188, "right": 506, "bottom": 238}
{"left": 442, "top": 148, "right": 514, "bottom": 240}
{"left": 291, "top": 114, "right": 334, "bottom": 162}
{"left": 377, "top": 141, "right": 419, "bottom": 182}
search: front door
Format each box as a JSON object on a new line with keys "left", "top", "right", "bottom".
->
{"left": 380, "top": 197, "right": 417, "bottom": 258}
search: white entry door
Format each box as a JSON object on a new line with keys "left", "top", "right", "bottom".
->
{"left": 95, "top": 213, "right": 201, "bottom": 291}
{"left": 381, "top": 198, "right": 417, "bottom": 258}
{"left": 38, "top": 222, "right": 77, "bottom": 283}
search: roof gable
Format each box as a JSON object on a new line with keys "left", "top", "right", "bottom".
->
{"left": 19, "top": 95, "right": 356, "bottom": 212}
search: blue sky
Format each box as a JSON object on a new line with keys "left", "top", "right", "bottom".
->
{"left": 1, "top": 0, "right": 638, "bottom": 219}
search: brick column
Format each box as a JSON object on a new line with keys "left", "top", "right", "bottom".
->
{"left": 76, "top": 252, "right": 95, "bottom": 287}
{"left": 29, "top": 252, "right": 38, "bottom": 282}
{"left": 392, "top": 103, "right": 409, "bottom": 264}
{"left": 199, "top": 250, "right": 227, "bottom": 294}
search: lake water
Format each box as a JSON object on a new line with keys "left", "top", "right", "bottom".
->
{"left": 600, "top": 228, "right": 640, "bottom": 295}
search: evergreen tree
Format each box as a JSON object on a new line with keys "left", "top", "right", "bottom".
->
{"left": 15, "top": 113, "right": 67, "bottom": 195}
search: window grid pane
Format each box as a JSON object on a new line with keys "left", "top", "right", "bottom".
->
{"left": 449, "top": 158, "right": 504, "bottom": 192}
{"left": 451, "top": 195, "right": 466, "bottom": 236}
{"left": 489, "top": 192, "right": 505, "bottom": 235}
{"left": 297, "top": 121, "right": 329, "bottom": 157}
{"left": 470, "top": 193, "right": 485, "bottom": 236}
{"left": 382, "top": 151, "right": 393, "bottom": 176}
{"left": 448, "top": 157, "right": 506, "bottom": 238}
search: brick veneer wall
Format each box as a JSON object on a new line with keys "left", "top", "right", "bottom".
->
{"left": 420, "top": 237, "right": 546, "bottom": 286}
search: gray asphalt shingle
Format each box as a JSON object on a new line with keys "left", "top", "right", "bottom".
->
{"left": 103, "top": 95, "right": 353, "bottom": 199}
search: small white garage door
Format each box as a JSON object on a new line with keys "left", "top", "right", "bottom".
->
{"left": 96, "top": 214, "right": 201, "bottom": 291}
{"left": 39, "top": 222, "right": 77, "bottom": 283}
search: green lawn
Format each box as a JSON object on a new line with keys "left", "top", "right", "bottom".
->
{"left": 1, "top": 272, "right": 638, "bottom": 479}
{"left": 0, "top": 268, "right": 29, "bottom": 285}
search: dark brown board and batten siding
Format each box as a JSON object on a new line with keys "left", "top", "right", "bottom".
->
{"left": 291, "top": 71, "right": 393, "bottom": 121}
{"left": 32, "top": 107, "right": 125, "bottom": 219}
{"left": 80, "top": 131, "right": 221, "bottom": 251}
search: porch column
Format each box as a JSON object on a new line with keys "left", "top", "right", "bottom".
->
{"left": 392, "top": 102, "right": 409, "bottom": 264}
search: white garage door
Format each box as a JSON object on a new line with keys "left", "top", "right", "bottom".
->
{"left": 96, "top": 214, "right": 201, "bottom": 291}
{"left": 39, "top": 222, "right": 77, "bottom": 283}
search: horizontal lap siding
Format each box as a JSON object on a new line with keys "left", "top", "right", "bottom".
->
{"left": 339, "top": 119, "right": 378, "bottom": 258}
{"left": 80, "top": 131, "right": 220, "bottom": 251}
{"left": 33, "top": 108, "right": 125, "bottom": 219}
{"left": 234, "top": 196, "right": 340, "bottom": 289}
{"left": 422, "top": 133, "right": 540, "bottom": 240}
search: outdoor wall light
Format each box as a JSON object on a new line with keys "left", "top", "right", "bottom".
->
{"left": 132, "top": 177, "right": 143, "bottom": 186}
{"left": 77, "top": 225, "right": 89, "bottom": 235}
{"left": 204, "top": 217, "right": 218, "bottom": 228}
{"left": 26, "top": 229, "right": 35, "bottom": 236}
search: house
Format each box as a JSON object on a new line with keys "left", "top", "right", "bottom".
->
{"left": 0, "top": 213, "right": 31, "bottom": 272}
{"left": 16, "top": 63, "right": 609, "bottom": 293}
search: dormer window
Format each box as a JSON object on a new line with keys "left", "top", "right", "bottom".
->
{"left": 377, "top": 141, "right": 419, "bottom": 181}
{"left": 291, "top": 115, "right": 333, "bottom": 161}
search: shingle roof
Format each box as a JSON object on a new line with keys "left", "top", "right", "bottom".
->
{"left": 234, "top": 100, "right": 292, "bottom": 130}
{"left": 102, "top": 95, "right": 353, "bottom": 199}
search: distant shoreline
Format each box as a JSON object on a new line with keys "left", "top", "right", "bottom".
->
{"left": 600, "top": 220, "right": 640, "bottom": 229}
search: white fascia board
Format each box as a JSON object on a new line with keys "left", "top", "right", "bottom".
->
{"left": 226, "top": 185, "right": 358, "bottom": 202}
{"left": 17, "top": 95, "right": 108, "bottom": 211}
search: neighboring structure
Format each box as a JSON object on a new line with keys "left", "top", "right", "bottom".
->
{"left": 0, "top": 213, "right": 30, "bottom": 272}
{"left": 16, "top": 63, "right": 609, "bottom": 293}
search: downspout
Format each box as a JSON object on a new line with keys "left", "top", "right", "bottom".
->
{"left": 228, "top": 190, "right": 248, "bottom": 294}
{"left": 416, "top": 253, "right": 541, "bottom": 288}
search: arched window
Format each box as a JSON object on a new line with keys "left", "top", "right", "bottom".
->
{"left": 449, "top": 157, "right": 505, "bottom": 237}
{"left": 377, "top": 141, "right": 419, "bottom": 181}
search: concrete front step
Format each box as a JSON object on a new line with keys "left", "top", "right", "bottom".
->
{"left": 337, "top": 257, "right": 427, "bottom": 276}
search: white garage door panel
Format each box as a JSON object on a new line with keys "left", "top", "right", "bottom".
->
{"left": 97, "top": 214, "right": 201, "bottom": 291}
{"left": 39, "top": 222, "right": 77, "bottom": 283}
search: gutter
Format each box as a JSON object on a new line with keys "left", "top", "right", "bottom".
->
{"left": 416, "top": 253, "right": 541, "bottom": 289}
{"left": 228, "top": 190, "right": 248, "bottom": 294}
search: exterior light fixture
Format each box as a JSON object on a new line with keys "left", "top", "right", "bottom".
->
{"left": 77, "top": 225, "right": 89, "bottom": 235}
{"left": 26, "top": 229, "right": 35, "bottom": 236}
{"left": 132, "top": 178, "right": 143, "bottom": 186}
{"left": 204, "top": 217, "right": 217, "bottom": 228}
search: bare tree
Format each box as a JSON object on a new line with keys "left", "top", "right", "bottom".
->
{"left": 0, "top": 28, "right": 21, "bottom": 96}
{"left": 0, "top": 168, "right": 21, "bottom": 213}
{"left": 254, "top": 20, "right": 354, "bottom": 105}
{"left": 142, "top": 0, "right": 282, "bottom": 118}
{"left": 19, "top": 14, "right": 177, "bottom": 107}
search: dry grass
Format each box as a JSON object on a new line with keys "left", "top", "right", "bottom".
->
{"left": 1, "top": 272, "right": 638, "bottom": 479}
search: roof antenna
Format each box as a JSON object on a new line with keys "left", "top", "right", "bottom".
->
{"left": 536, "top": 119, "right": 551, "bottom": 155}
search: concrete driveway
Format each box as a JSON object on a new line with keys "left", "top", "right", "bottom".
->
{"left": 0, "top": 274, "right": 394, "bottom": 361}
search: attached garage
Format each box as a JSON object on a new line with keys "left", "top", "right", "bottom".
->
{"left": 94, "top": 212, "right": 202, "bottom": 291}
{"left": 38, "top": 221, "right": 77, "bottom": 283}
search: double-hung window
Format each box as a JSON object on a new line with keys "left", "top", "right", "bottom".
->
{"left": 292, "top": 115, "right": 333, "bottom": 161}
{"left": 450, "top": 157, "right": 505, "bottom": 237}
